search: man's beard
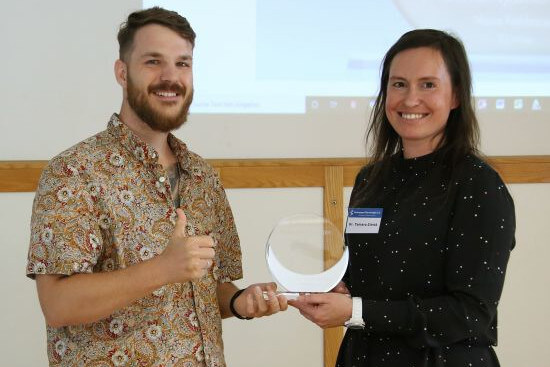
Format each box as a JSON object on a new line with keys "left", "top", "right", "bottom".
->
{"left": 127, "top": 74, "right": 193, "bottom": 133}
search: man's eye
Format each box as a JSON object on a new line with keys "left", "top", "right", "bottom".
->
{"left": 146, "top": 60, "right": 159, "bottom": 65}
{"left": 176, "top": 62, "right": 190, "bottom": 68}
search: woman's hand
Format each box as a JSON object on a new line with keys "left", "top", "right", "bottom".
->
{"left": 331, "top": 281, "right": 350, "bottom": 295}
{"left": 288, "top": 292, "right": 352, "bottom": 329}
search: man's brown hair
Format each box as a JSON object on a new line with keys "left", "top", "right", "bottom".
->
{"left": 117, "top": 7, "right": 196, "bottom": 61}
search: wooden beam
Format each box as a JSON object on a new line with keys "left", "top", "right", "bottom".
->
{"left": 1, "top": 156, "right": 549, "bottom": 193}
{"left": 323, "top": 166, "right": 345, "bottom": 367}
{"left": 489, "top": 156, "right": 550, "bottom": 183}
{"left": 0, "top": 161, "right": 45, "bottom": 192}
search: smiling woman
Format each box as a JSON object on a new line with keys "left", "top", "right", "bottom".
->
{"left": 386, "top": 47, "right": 459, "bottom": 158}
{"left": 288, "top": 29, "right": 517, "bottom": 367}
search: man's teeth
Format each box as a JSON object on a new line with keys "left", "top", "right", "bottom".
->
{"left": 156, "top": 91, "right": 177, "bottom": 97}
{"left": 401, "top": 113, "right": 425, "bottom": 119}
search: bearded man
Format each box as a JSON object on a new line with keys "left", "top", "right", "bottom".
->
{"left": 27, "top": 7, "right": 287, "bottom": 367}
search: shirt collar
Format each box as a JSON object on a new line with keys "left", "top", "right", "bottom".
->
{"left": 107, "top": 113, "right": 190, "bottom": 172}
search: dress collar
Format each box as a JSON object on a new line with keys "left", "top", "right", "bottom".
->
{"left": 394, "top": 149, "right": 443, "bottom": 174}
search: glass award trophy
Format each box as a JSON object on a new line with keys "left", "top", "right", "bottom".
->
{"left": 264, "top": 213, "right": 349, "bottom": 300}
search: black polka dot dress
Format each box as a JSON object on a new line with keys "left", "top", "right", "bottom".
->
{"left": 337, "top": 151, "right": 515, "bottom": 367}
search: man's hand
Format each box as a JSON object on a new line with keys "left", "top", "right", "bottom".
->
{"left": 233, "top": 282, "right": 288, "bottom": 318}
{"left": 160, "top": 208, "right": 216, "bottom": 283}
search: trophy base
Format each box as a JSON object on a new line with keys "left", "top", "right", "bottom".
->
{"left": 262, "top": 291, "right": 301, "bottom": 301}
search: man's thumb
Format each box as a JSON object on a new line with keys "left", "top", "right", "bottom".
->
{"left": 175, "top": 208, "right": 188, "bottom": 236}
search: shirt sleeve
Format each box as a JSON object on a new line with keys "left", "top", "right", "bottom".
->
{"left": 210, "top": 171, "right": 243, "bottom": 283}
{"left": 362, "top": 163, "right": 516, "bottom": 348}
{"left": 27, "top": 157, "right": 103, "bottom": 278}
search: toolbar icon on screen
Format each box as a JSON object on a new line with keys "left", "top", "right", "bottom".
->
{"left": 477, "top": 98, "right": 488, "bottom": 110}
{"left": 513, "top": 99, "right": 524, "bottom": 110}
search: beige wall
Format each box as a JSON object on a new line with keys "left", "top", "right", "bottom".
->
{"left": 494, "top": 184, "right": 550, "bottom": 364}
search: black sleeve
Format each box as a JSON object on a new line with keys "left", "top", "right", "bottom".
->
{"left": 362, "top": 165, "right": 516, "bottom": 348}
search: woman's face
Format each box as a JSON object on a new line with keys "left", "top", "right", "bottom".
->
{"left": 385, "top": 47, "right": 458, "bottom": 158}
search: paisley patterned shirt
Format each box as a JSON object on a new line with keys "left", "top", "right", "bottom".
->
{"left": 27, "top": 114, "right": 242, "bottom": 367}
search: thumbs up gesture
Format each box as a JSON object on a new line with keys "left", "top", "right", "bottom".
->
{"left": 160, "top": 209, "right": 216, "bottom": 283}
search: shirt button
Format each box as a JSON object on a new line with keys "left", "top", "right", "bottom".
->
{"left": 158, "top": 176, "right": 166, "bottom": 183}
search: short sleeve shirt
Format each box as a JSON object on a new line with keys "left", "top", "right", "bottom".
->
{"left": 27, "top": 114, "right": 243, "bottom": 367}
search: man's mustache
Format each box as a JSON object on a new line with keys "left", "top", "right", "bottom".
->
{"left": 148, "top": 82, "right": 185, "bottom": 95}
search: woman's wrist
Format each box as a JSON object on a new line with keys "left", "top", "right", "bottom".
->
{"left": 344, "top": 297, "right": 365, "bottom": 329}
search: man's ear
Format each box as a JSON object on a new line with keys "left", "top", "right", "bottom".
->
{"left": 114, "top": 59, "right": 127, "bottom": 87}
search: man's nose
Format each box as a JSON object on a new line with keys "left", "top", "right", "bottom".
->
{"left": 160, "top": 64, "right": 178, "bottom": 82}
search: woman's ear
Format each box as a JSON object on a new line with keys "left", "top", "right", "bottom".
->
{"left": 451, "top": 90, "right": 460, "bottom": 109}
